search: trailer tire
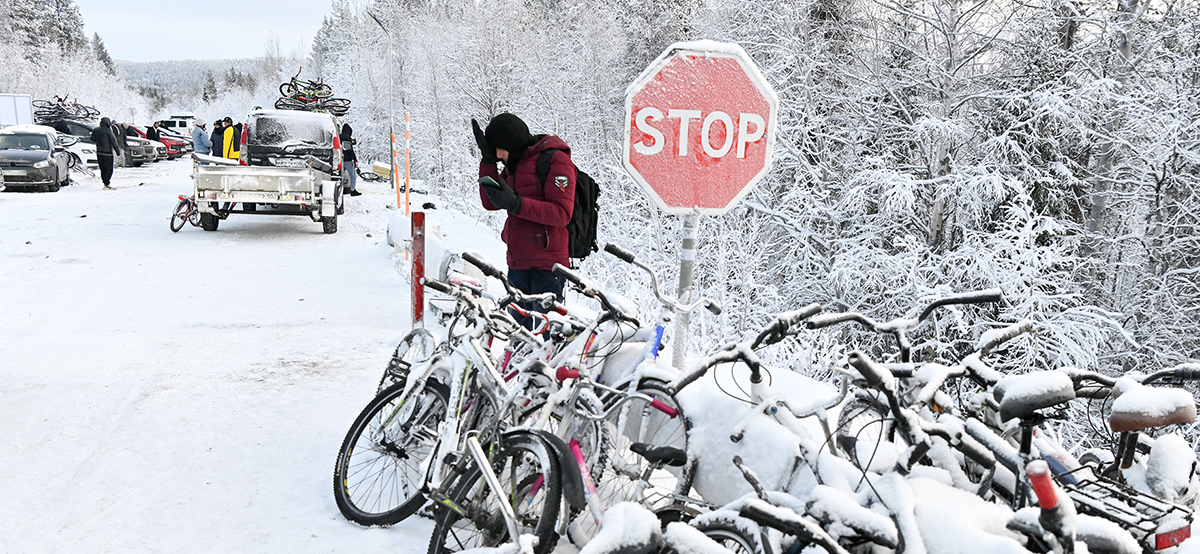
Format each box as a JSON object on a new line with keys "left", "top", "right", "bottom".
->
{"left": 322, "top": 214, "right": 337, "bottom": 234}
{"left": 200, "top": 213, "right": 219, "bottom": 231}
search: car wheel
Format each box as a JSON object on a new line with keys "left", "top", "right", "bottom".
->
{"left": 199, "top": 213, "right": 219, "bottom": 231}
{"left": 49, "top": 171, "right": 62, "bottom": 192}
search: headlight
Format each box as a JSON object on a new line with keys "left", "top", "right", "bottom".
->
{"left": 33, "top": 160, "right": 51, "bottom": 168}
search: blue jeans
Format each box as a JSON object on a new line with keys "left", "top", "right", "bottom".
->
{"left": 507, "top": 268, "right": 565, "bottom": 330}
{"left": 347, "top": 163, "right": 357, "bottom": 192}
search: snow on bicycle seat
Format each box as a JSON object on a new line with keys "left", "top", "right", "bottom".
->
{"left": 994, "top": 371, "right": 1076, "bottom": 422}
{"left": 1109, "top": 378, "right": 1196, "bottom": 432}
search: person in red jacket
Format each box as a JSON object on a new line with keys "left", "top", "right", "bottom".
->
{"left": 472, "top": 113, "right": 576, "bottom": 326}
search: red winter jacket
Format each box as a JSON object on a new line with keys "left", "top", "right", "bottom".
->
{"left": 479, "top": 134, "right": 576, "bottom": 270}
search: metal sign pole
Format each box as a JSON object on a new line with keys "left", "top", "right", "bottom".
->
{"left": 672, "top": 211, "right": 700, "bottom": 370}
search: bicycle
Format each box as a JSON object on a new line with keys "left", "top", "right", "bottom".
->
{"left": 333, "top": 277, "right": 562, "bottom": 554}
{"left": 169, "top": 195, "right": 201, "bottom": 232}
{"left": 279, "top": 68, "right": 333, "bottom": 99}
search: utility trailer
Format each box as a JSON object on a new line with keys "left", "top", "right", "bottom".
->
{"left": 191, "top": 153, "right": 343, "bottom": 233}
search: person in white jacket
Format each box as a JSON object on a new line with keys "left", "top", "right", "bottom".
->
{"left": 191, "top": 119, "right": 212, "bottom": 155}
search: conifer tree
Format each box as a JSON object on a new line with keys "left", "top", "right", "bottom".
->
{"left": 91, "top": 32, "right": 116, "bottom": 75}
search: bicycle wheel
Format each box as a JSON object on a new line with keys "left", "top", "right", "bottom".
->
{"left": 333, "top": 379, "right": 450, "bottom": 526}
{"left": 692, "top": 516, "right": 771, "bottom": 554}
{"left": 377, "top": 328, "right": 437, "bottom": 394}
{"left": 275, "top": 97, "right": 304, "bottom": 110}
{"left": 598, "top": 378, "right": 692, "bottom": 513}
{"left": 170, "top": 200, "right": 190, "bottom": 232}
{"left": 835, "top": 396, "right": 901, "bottom": 472}
{"left": 188, "top": 206, "right": 201, "bottom": 227}
{"left": 428, "top": 430, "right": 562, "bottom": 554}
{"left": 279, "top": 82, "right": 297, "bottom": 97}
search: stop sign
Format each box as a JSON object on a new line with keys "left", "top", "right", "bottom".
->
{"left": 623, "top": 41, "right": 778, "bottom": 215}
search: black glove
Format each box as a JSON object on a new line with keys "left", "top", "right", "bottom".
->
{"left": 472, "top": 119, "right": 498, "bottom": 164}
{"left": 483, "top": 175, "right": 522, "bottom": 214}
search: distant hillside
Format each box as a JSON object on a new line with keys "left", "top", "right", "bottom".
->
{"left": 116, "top": 58, "right": 266, "bottom": 90}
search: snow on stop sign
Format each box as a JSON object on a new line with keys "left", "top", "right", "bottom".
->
{"left": 623, "top": 41, "right": 778, "bottom": 215}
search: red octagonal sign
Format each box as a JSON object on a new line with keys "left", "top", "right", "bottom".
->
{"left": 623, "top": 41, "right": 778, "bottom": 215}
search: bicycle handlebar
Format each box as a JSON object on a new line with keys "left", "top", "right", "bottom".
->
{"left": 603, "top": 242, "right": 636, "bottom": 264}
{"left": 673, "top": 305, "right": 822, "bottom": 393}
{"left": 804, "top": 289, "right": 1004, "bottom": 363}
{"left": 461, "top": 251, "right": 504, "bottom": 281}
{"left": 916, "top": 288, "right": 1002, "bottom": 322}
{"left": 421, "top": 277, "right": 453, "bottom": 294}
{"left": 552, "top": 263, "right": 639, "bottom": 324}
{"left": 751, "top": 304, "right": 823, "bottom": 349}
{"left": 602, "top": 242, "right": 723, "bottom": 316}
{"left": 461, "top": 252, "right": 562, "bottom": 314}
{"left": 847, "top": 351, "right": 896, "bottom": 394}
{"left": 977, "top": 319, "right": 1034, "bottom": 357}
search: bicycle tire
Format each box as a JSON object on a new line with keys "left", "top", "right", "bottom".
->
{"left": 32, "top": 100, "right": 52, "bottom": 109}
{"left": 274, "top": 97, "right": 304, "bottom": 110}
{"left": 170, "top": 200, "right": 190, "bottom": 232}
{"left": 188, "top": 206, "right": 200, "bottom": 227}
{"left": 377, "top": 328, "right": 437, "bottom": 395}
{"left": 835, "top": 396, "right": 902, "bottom": 472}
{"left": 692, "top": 515, "right": 772, "bottom": 554}
{"left": 279, "top": 82, "right": 296, "bottom": 97}
{"left": 332, "top": 379, "right": 450, "bottom": 526}
{"left": 427, "top": 430, "right": 563, "bottom": 554}
{"left": 598, "top": 378, "right": 693, "bottom": 514}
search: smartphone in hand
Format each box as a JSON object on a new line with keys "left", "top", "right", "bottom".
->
{"left": 479, "top": 176, "right": 503, "bottom": 190}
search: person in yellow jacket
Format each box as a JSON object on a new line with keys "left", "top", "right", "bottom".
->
{"left": 221, "top": 117, "right": 242, "bottom": 159}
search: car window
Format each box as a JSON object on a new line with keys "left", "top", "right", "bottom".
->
{"left": 251, "top": 114, "right": 334, "bottom": 148}
{"left": 0, "top": 134, "right": 51, "bottom": 150}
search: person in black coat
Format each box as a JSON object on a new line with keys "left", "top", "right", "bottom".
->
{"left": 146, "top": 123, "right": 160, "bottom": 142}
{"left": 210, "top": 119, "right": 226, "bottom": 158}
{"left": 340, "top": 123, "right": 360, "bottom": 196}
{"left": 89, "top": 117, "right": 122, "bottom": 189}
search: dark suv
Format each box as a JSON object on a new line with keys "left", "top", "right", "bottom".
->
{"left": 240, "top": 109, "right": 346, "bottom": 188}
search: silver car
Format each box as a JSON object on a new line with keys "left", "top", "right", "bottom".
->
{"left": 0, "top": 124, "right": 71, "bottom": 192}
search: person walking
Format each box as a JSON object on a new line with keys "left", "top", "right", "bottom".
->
{"left": 90, "top": 117, "right": 122, "bottom": 189}
{"left": 340, "top": 123, "right": 360, "bottom": 196}
{"left": 472, "top": 113, "right": 576, "bottom": 327}
{"left": 210, "top": 119, "right": 226, "bottom": 158}
{"left": 192, "top": 119, "right": 212, "bottom": 155}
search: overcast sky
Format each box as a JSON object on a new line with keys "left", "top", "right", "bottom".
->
{"left": 74, "top": 0, "right": 334, "bottom": 63}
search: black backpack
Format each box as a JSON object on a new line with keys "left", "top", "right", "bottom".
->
{"left": 536, "top": 149, "right": 600, "bottom": 260}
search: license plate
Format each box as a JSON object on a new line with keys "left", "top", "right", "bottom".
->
{"left": 271, "top": 158, "right": 306, "bottom": 168}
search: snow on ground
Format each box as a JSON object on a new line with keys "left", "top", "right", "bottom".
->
{"left": 0, "top": 159, "right": 432, "bottom": 552}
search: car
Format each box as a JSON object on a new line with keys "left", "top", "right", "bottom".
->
{"left": 58, "top": 133, "right": 96, "bottom": 168}
{"left": 154, "top": 113, "right": 195, "bottom": 136}
{"left": 126, "top": 125, "right": 186, "bottom": 159}
{"left": 52, "top": 119, "right": 154, "bottom": 167}
{"left": 122, "top": 135, "right": 155, "bottom": 166}
{"left": 0, "top": 124, "right": 72, "bottom": 192}
{"left": 242, "top": 109, "right": 345, "bottom": 190}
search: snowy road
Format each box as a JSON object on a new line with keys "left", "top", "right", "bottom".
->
{"left": 0, "top": 159, "right": 433, "bottom": 552}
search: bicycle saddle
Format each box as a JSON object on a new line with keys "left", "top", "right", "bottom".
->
{"left": 630, "top": 443, "right": 687, "bottom": 467}
{"left": 994, "top": 371, "right": 1076, "bottom": 422}
{"left": 1109, "top": 381, "right": 1196, "bottom": 432}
